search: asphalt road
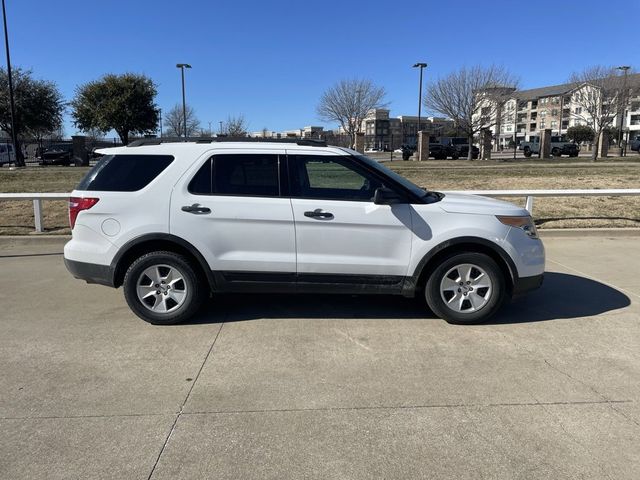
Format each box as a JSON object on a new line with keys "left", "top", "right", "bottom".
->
{"left": 1, "top": 234, "right": 639, "bottom": 479}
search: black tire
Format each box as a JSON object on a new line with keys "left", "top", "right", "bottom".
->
{"left": 523, "top": 147, "right": 532, "bottom": 158}
{"left": 123, "top": 250, "right": 206, "bottom": 325}
{"left": 402, "top": 152, "right": 410, "bottom": 161}
{"left": 424, "top": 252, "right": 506, "bottom": 325}
{"left": 551, "top": 148, "right": 561, "bottom": 157}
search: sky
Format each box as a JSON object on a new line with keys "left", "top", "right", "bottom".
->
{"left": 5, "top": 0, "right": 640, "bottom": 137}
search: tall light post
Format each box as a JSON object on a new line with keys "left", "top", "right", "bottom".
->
{"left": 2, "top": 0, "right": 18, "bottom": 167}
{"left": 219, "top": 120, "right": 223, "bottom": 135}
{"left": 616, "top": 65, "right": 631, "bottom": 155}
{"left": 412, "top": 63, "right": 427, "bottom": 141}
{"left": 176, "top": 63, "right": 191, "bottom": 139}
{"left": 158, "top": 108, "right": 162, "bottom": 137}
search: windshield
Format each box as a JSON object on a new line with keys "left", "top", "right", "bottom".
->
{"left": 349, "top": 152, "right": 428, "bottom": 198}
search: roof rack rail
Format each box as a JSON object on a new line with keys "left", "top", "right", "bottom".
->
{"left": 126, "top": 137, "right": 327, "bottom": 147}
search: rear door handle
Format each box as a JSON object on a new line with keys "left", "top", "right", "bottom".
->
{"left": 181, "top": 203, "right": 211, "bottom": 214}
{"left": 304, "top": 209, "right": 334, "bottom": 219}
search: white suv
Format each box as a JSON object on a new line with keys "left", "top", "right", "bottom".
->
{"left": 64, "top": 139, "right": 544, "bottom": 325}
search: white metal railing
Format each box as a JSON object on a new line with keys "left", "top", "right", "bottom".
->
{"left": 445, "top": 189, "right": 640, "bottom": 214}
{"left": 0, "top": 189, "right": 639, "bottom": 233}
{"left": 0, "top": 193, "right": 70, "bottom": 233}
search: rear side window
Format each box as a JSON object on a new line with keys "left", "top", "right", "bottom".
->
{"left": 77, "top": 154, "right": 174, "bottom": 192}
{"left": 188, "top": 154, "right": 279, "bottom": 197}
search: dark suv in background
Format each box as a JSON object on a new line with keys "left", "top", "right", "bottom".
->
{"left": 39, "top": 144, "right": 74, "bottom": 166}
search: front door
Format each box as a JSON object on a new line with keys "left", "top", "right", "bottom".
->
{"left": 287, "top": 151, "right": 412, "bottom": 282}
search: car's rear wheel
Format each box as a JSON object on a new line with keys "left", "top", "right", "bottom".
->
{"left": 123, "top": 251, "right": 206, "bottom": 325}
{"left": 551, "top": 147, "right": 561, "bottom": 157}
{"left": 425, "top": 252, "right": 506, "bottom": 324}
{"left": 523, "top": 147, "right": 532, "bottom": 158}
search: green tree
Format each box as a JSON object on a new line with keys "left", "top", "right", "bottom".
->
{"left": 0, "top": 68, "right": 64, "bottom": 166}
{"left": 71, "top": 73, "right": 159, "bottom": 145}
{"left": 565, "top": 125, "right": 595, "bottom": 144}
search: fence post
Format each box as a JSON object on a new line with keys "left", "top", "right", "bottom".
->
{"left": 33, "top": 199, "right": 43, "bottom": 233}
{"left": 525, "top": 196, "right": 534, "bottom": 214}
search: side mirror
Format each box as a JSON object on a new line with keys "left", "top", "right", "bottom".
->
{"left": 373, "top": 187, "right": 405, "bottom": 205}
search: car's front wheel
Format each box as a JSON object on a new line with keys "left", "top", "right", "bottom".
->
{"left": 123, "top": 251, "right": 206, "bottom": 325}
{"left": 425, "top": 252, "right": 506, "bottom": 324}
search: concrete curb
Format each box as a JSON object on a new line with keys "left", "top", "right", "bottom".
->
{"left": 0, "top": 235, "right": 70, "bottom": 247}
{"left": 538, "top": 228, "right": 640, "bottom": 237}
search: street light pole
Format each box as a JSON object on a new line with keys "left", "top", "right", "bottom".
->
{"left": 158, "top": 108, "right": 162, "bottom": 138}
{"left": 2, "top": 0, "right": 19, "bottom": 167}
{"left": 176, "top": 63, "right": 191, "bottom": 140}
{"left": 413, "top": 63, "right": 427, "bottom": 141}
{"left": 616, "top": 65, "right": 631, "bottom": 156}
{"left": 219, "top": 121, "right": 223, "bottom": 135}
{"left": 513, "top": 100, "right": 517, "bottom": 161}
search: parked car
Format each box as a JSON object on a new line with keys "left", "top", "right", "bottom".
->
{"left": 629, "top": 135, "right": 640, "bottom": 152}
{"left": 0, "top": 143, "right": 16, "bottom": 166}
{"left": 446, "top": 138, "right": 480, "bottom": 159}
{"left": 64, "top": 138, "right": 545, "bottom": 325}
{"left": 39, "top": 144, "right": 74, "bottom": 166}
{"left": 429, "top": 143, "right": 459, "bottom": 160}
{"left": 400, "top": 143, "right": 416, "bottom": 160}
{"left": 520, "top": 136, "right": 579, "bottom": 158}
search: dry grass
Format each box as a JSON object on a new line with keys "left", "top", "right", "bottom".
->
{"left": 0, "top": 166, "right": 89, "bottom": 235}
{"left": 0, "top": 160, "right": 639, "bottom": 234}
{"left": 388, "top": 160, "right": 640, "bottom": 228}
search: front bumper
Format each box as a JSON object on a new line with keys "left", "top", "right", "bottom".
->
{"left": 64, "top": 258, "right": 115, "bottom": 287}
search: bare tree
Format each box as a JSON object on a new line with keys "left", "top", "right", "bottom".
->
{"left": 317, "top": 79, "right": 388, "bottom": 147}
{"left": 568, "top": 66, "right": 626, "bottom": 160}
{"left": 163, "top": 104, "right": 200, "bottom": 137}
{"left": 221, "top": 115, "right": 248, "bottom": 137}
{"left": 425, "top": 65, "right": 518, "bottom": 160}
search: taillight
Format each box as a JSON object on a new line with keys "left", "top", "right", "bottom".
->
{"left": 69, "top": 197, "right": 99, "bottom": 229}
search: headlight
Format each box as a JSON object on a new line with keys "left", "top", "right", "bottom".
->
{"left": 496, "top": 215, "right": 539, "bottom": 239}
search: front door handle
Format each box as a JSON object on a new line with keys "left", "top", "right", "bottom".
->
{"left": 181, "top": 203, "right": 211, "bottom": 214}
{"left": 304, "top": 209, "right": 334, "bottom": 219}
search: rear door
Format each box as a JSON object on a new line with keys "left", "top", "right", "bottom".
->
{"left": 287, "top": 151, "right": 412, "bottom": 281}
{"left": 170, "top": 149, "right": 296, "bottom": 277}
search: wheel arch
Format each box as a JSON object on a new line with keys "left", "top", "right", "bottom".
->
{"left": 406, "top": 237, "right": 518, "bottom": 297}
{"left": 111, "top": 234, "right": 215, "bottom": 290}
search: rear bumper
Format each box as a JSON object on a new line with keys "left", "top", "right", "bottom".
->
{"left": 513, "top": 273, "right": 543, "bottom": 296}
{"left": 64, "top": 258, "right": 115, "bottom": 287}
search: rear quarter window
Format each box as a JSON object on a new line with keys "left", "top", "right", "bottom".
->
{"left": 77, "top": 154, "right": 174, "bottom": 192}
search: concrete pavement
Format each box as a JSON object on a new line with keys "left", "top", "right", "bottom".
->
{"left": 0, "top": 234, "right": 638, "bottom": 479}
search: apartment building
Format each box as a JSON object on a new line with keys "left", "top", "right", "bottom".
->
{"left": 251, "top": 126, "right": 327, "bottom": 139}
{"left": 487, "top": 73, "right": 640, "bottom": 149}
{"left": 362, "top": 109, "right": 454, "bottom": 150}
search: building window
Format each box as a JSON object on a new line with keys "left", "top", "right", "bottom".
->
{"left": 575, "top": 107, "right": 582, "bottom": 115}
{"left": 551, "top": 121, "right": 558, "bottom": 129}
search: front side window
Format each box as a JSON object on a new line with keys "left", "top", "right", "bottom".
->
{"left": 290, "top": 155, "right": 384, "bottom": 201}
{"left": 188, "top": 154, "right": 280, "bottom": 197}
